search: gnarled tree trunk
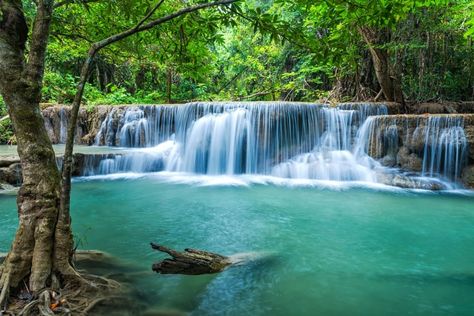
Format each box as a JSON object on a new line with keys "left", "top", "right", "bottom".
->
{"left": 0, "top": 0, "right": 76, "bottom": 307}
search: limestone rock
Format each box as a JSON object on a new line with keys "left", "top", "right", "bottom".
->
{"left": 397, "top": 147, "right": 423, "bottom": 171}
{"left": 377, "top": 173, "right": 446, "bottom": 190}
{"left": 42, "top": 105, "right": 89, "bottom": 144}
{"left": 462, "top": 165, "right": 474, "bottom": 188}
{"left": 0, "top": 163, "right": 22, "bottom": 185}
{"left": 381, "top": 155, "right": 397, "bottom": 167}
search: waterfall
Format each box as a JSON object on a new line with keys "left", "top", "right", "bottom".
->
{"left": 421, "top": 116, "right": 468, "bottom": 181}
{"left": 95, "top": 106, "right": 176, "bottom": 147}
{"left": 82, "top": 142, "right": 175, "bottom": 176}
{"left": 87, "top": 102, "right": 395, "bottom": 182}
{"left": 85, "top": 103, "right": 471, "bottom": 186}
{"left": 59, "top": 107, "right": 68, "bottom": 143}
{"left": 356, "top": 115, "right": 469, "bottom": 182}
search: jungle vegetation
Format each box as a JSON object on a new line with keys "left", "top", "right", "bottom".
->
{"left": 0, "top": 0, "right": 473, "bottom": 116}
{"left": 0, "top": 0, "right": 473, "bottom": 313}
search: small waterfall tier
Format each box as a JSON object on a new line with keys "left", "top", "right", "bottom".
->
{"left": 358, "top": 114, "right": 473, "bottom": 183}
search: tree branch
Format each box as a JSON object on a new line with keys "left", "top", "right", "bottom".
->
{"left": 134, "top": 0, "right": 166, "bottom": 31}
{"left": 24, "top": 0, "right": 55, "bottom": 91}
{"left": 92, "top": 0, "right": 238, "bottom": 51}
{"left": 59, "top": 0, "right": 241, "bottom": 257}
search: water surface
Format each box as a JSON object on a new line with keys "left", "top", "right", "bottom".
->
{"left": 1, "top": 176, "right": 473, "bottom": 315}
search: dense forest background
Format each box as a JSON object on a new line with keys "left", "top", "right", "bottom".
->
{"left": 1, "top": 0, "right": 474, "bottom": 143}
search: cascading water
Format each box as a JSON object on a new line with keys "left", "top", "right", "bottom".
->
{"left": 33, "top": 98, "right": 473, "bottom": 188}
{"left": 95, "top": 106, "right": 176, "bottom": 147}
{"left": 59, "top": 107, "right": 68, "bottom": 143}
{"left": 87, "top": 102, "right": 389, "bottom": 181}
{"left": 83, "top": 102, "right": 470, "bottom": 188}
{"left": 421, "top": 116, "right": 468, "bottom": 181}
{"left": 356, "top": 114, "right": 469, "bottom": 184}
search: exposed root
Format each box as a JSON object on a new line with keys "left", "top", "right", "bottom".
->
{"left": 0, "top": 271, "right": 11, "bottom": 311}
{"left": 0, "top": 268, "right": 124, "bottom": 316}
{"left": 10, "top": 273, "right": 123, "bottom": 316}
{"left": 18, "top": 290, "right": 54, "bottom": 316}
{"left": 1, "top": 250, "right": 134, "bottom": 315}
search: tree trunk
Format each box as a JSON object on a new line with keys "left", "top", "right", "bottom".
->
{"left": 166, "top": 67, "right": 173, "bottom": 104}
{"left": 0, "top": 0, "right": 77, "bottom": 306}
{"left": 358, "top": 26, "right": 405, "bottom": 104}
{"left": 135, "top": 64, "right": 147, "bottom": 91}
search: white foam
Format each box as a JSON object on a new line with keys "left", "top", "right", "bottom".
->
{"left": 72, "top": 171, "right": 474, "bottom": 195}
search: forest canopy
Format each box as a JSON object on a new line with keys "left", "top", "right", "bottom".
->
{"left": 0, "top": 0, "right": 473, "bottom": 114}
{"left": 1, "top": 1, "right": 474, "bottom": 314}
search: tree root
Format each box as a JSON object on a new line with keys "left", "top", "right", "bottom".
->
{"left": 0, "top": 250, "right": 132, "bottom": 315}
{"left": 0, "top": 269, "right": 124, "bottom": 316}
{"left": 0, "top": 271, "right": 11, "bottom": 312}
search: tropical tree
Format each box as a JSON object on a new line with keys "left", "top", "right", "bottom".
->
{"left": 0, "top": 0, "right": 239, "bottom": 312}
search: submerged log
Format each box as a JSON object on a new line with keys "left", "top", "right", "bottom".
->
{"left": 151, "top": 243, "right": 231, "bottom": 275}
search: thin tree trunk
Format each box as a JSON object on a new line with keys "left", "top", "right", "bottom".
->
{"left": 358, "top": 26, "right": 405, "bottom": 104}
{"left": 166, "top": 67, "right": 173, "bottom": 103}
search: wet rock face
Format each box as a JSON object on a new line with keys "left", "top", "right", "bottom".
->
{"left": 86, "top": 106, "right": 120, "bottom": 145}
{"left": 462, "top": 165, "right": 474, "bottom": 188}
{"left": 369, "top": 114, "right": 474, "bottom": 187}
{"left": 42, "top": 106, "right": 89, "bottom": 144}
{"left": 397, "top": 147, "right": 422, "bottom": 171}
{"left": 0, "top": 162, "right": 22, "bottom": 186}
{"left": 45, "top": 105, "right": 129, "bottom": 146}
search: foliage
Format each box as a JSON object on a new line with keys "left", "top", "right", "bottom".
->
{"left": 0, "top": 97, "right": 6, "bottom": 117}
{"left": 2, "top": 0, "right": 473, "bottom": 143}
{"left": 15, "top": 0, "right": 474, "bottom": 105}
{"left": 0, "top": 118, "right": 15, "bottom": 144}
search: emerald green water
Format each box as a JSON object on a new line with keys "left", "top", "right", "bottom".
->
{"left": 1, "top": 176, "right": 473, "bottom": 315}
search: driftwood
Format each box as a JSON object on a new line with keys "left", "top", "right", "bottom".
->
{"left": 151, "top": 243, "right": 231, "bottom": 275}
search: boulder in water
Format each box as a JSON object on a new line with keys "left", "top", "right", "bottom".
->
{"left": 378, "top": 173, "right": 446, "bottom": 190}
{"left": 382, "top": 155, "right": 397, "bottom": 167}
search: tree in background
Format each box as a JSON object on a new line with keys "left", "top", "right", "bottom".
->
{"left": 16, "top": 0, "right": 471, "bottom": 107}
{"left": 281, "top": 0, "right": 474, "bottom": 102}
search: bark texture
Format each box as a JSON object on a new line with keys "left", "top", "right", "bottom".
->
{"left": 0, "top": 0, "right": 75, "bottom": 307}
{"left": 151, "top": 243, "right": 231, "bottom": 275}
{"left": 358, "top": 26, "right": 405, "bottom": 104}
